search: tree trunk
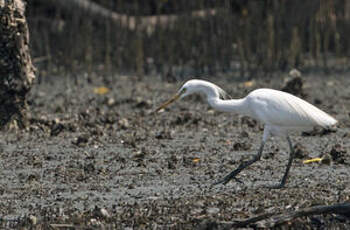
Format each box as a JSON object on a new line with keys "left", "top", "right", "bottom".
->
{"left": 0, "top": 0, "right": 35, "bottom": 129}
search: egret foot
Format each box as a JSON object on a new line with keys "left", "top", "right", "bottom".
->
{"left": 212, "top": 174, "right": 243, "bottom": 186}
{"left": 214, "top": 169, "right": 244, "bottom": 185}
{"left": 212, "top": 142, "right": 265, "bottom": 186}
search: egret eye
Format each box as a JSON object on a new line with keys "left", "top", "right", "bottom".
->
{"left": 181, "top": 88, "right": 187, "bottom": 94}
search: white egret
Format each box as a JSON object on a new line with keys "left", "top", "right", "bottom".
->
{"left": 154, "top": 79, "right": 337, "bottom": 188}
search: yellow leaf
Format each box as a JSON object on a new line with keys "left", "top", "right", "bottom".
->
{"left": 243, "top": 81, "right": 255, "bottom": 88}
{"left": 192, "top": 158, "right": 200, "bottom": 163}
{"left": 303, "top": 158, "right": 322, "bottom": 164}
{"left": 94, "top": 87, "right": 109, "bottom": 95}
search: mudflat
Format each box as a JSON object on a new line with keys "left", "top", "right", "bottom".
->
{"left": 0, "top": 74, "right": 349, "bottom": 229}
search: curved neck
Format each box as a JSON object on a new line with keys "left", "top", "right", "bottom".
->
{"left": 208, "top": 97, "right": 249, "bottom": 115}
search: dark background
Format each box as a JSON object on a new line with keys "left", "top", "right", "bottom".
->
{"left": 27, "top": 0, "right": 350, "bottom": 78}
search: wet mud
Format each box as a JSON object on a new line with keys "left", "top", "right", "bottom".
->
{"left": 0, "top": 73, "right": 349, "bottom": 229}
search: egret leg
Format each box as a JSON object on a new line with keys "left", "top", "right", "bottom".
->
{"left": 213, "top": 141, "right": 265, "bottom": 186}
{"left": 266, "top": 136, "right": 295, "bottom": 189}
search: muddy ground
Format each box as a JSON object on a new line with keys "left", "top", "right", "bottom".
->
{"left": 0, "top": 73, "right": 349, "bottom": 229}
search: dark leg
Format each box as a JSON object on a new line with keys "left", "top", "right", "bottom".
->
{"left": 213, "top": 141, "right": 265, "bottom": 186}
{"left": 266, "top": 136, "right": 295, "bottom": 189}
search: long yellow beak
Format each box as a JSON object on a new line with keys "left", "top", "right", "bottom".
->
{"left": 154, "top": 93, "right": 181, "bottom": 113}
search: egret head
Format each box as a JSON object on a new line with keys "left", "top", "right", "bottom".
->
{"left": 154, "top": 79, "right": 230, "bottom": 113}
{"left": 177, "top": 80, "right": 203, "bottom": 98}
{"left": 179, "top": 79, "right": 230, "bottom": 99}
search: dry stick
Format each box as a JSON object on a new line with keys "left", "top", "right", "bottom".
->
{"left": 269, "top": 202, "right": 350, "bottom": 227}
{"left": 229, "top": 212, "right": 277, "bottom": 228}
{"left": 50, "top": 223, "right": 74, "bottom": 229}
{"left": 218, "top": 202, "right": 350, "bottom": 228}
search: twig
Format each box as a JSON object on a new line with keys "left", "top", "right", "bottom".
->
{"left": 230, "top": 212, "right": 277, "bottom": 228}
{"left": 270, "top": 202, "right": 350, "bottom": 227}
{"left": 50, "top": 223, "right": 74, "bottom": 229}
{"left": 215, "top": 202, "right": 350, "bottom": 228}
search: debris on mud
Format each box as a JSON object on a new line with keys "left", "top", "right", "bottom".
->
{"left": 240, "top": 116, "right": 257, "bottom": 128}
{"left": 281, "top": 69, "right": 307, "bottom": 98}
{"left": 282, "top": 76, "right": 305, "bottom": 97}
{"left": 155, "top": 129, "right": 173, "bottom": 139}
{"left": 168, "top": 153, "right": 178, "bottom": 169}
{"left": 233, "top": 141, "right": 252, "bottom": 151}
{"left": 171, "top": 112, "right": 201, "bottom": 126}
{"left": 134, "top": 97, "right": 152, "bottom": 109}
{"left": 239, "top": 130, "right": 249, "bottom": 138}
{"left": 50, "top": 122, "right": 64, "bottom": 136}
{"left": 294, "top": 143, "right": 310, "bottom": 159}
{"left": 117, "top": 118, "right": 130, "bottom": 129}
{"left": 263, "top": 146, "right": 279, "bottom": 160}
{"left": 314, "top": 98, "right": 323, "bottom": 105}
{"left": 72, "top": 133, "right": 90, "bottom": 147}
{"left": 320, "top": 154, "right": 332, "bottom": 165}
{"left": 330, "top": 144, "right": 347, "bottom": 164}
{"left": 302, "top": 126, "right": 337, "bottom": 136}
{"left": 183, "top": 156, "right": 201, "bottom": 167}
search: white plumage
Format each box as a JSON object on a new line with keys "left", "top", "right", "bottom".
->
{"left": 154, "top": 79, "right": 337, "bottom": 188}
{"left": 247, "top": 88, "right": 336, "bottom": 128}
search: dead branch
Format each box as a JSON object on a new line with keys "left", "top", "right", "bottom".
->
{"left": 230, "top": 212, "right": 277, "bottom": 228}
{"left": 269, "top": 202, "right": 350, "bottom": 227}
{"left": 38, "top": 0, "right": 219, "bottom": 33}
{"left": 214, "top": 202, "right": 350, "bottom": 228}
